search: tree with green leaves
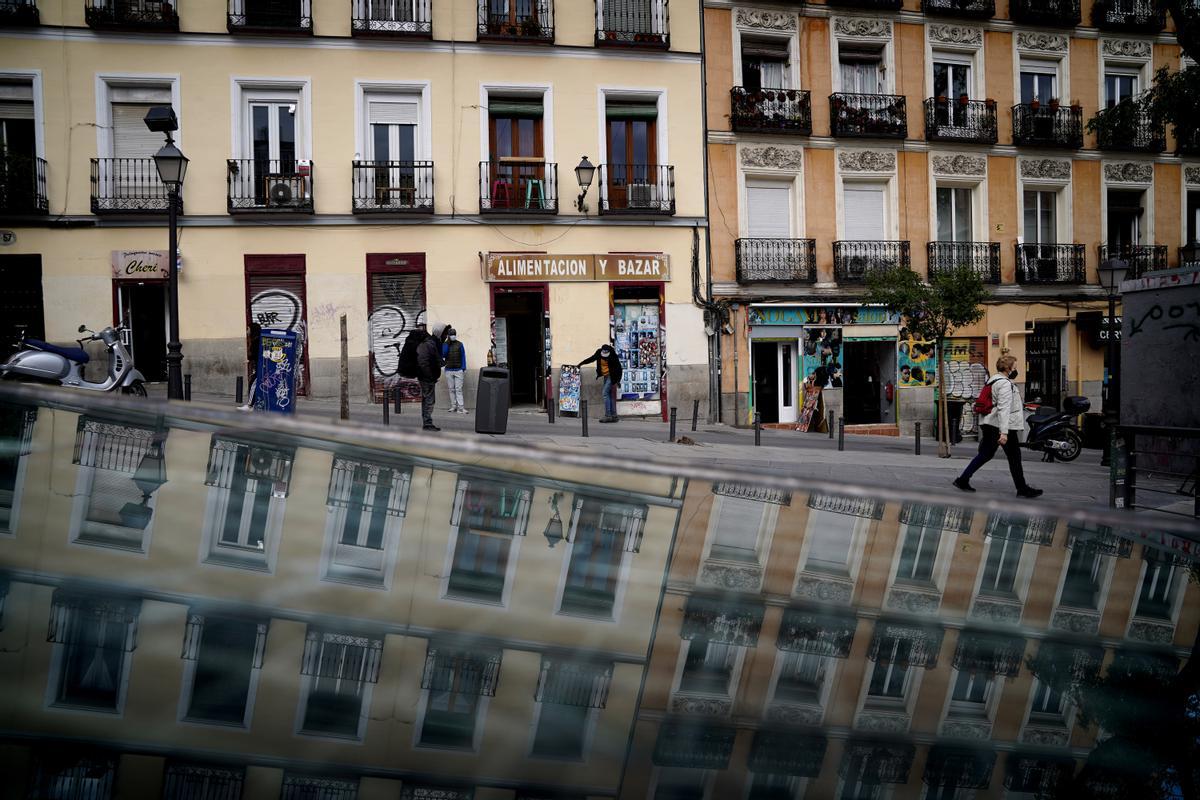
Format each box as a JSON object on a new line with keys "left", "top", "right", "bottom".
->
{"left": 864, "top": 265, "right": 987, "bottom": 458}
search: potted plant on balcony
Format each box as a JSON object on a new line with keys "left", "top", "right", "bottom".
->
{"left": 1049, "top": 97, "right": 1061, "bottom": 112}
{"left": 984, "top": 98, "right": 996, "bottom": 110}
{"left": 959, "top": 93, "right": 970, "bottom": 106}
{"left": 1029, "top": 98, "right": 1041, "bottom": 111}
{"left": 936, "top": 93, "right": 947, "bottom": 105}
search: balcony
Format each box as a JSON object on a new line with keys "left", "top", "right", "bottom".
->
{"left": 1015, "top": 244, "right": 1086, "bottom": 285}
{"left": 479, "top": 160, "right": 558, "bottom": 214}
{"left": 826, "top": 0, "right": 902, "bottom": 9}
{"left": 1092, "top": 0, "right": 1164, "bottom": 31}
{"left": 1008, "top": 0, "right": 1080, "bottom": 25}
{"left": 833, "top": 241, "right": 911, "bottom": 283}
{"left": 1177, "top": 126, "right": 1200, "bottom": 156}
{"left": 1098, "top": 244, "right": 1166, "bottom": 279}
{"left": 227, "top": 159, "right": 314, "bottom": 214}
{"left": 478, "top": 0, "right": 553, "bottom": 43}
{"left": 86, "top": 0, "right": 178, "bottom": 30}
{"left": 0, "top": 153, "right": 48, "bottom": 215}
{"left": 1181, "top": 244, "right": 1200, "bottom": 269}
{"left": 228, "top": 0, "right": 312, "bottom": 33}
{"left": 735, "top": 238, "right": 817, "bottom": 284}
{"left": 351, "top": 0, "right": 430, "bottom": 36}
{"left": 1012, "top": 104, "right": 1083, "bottom": 149}
{"left": 595, "top": 0, "right": 668, "bottom": 48}
{"left": 928, "top": 242, "right": 1000, "bottom": 283}
{"left": 0, "top": 0, "right": 39, "bottom": 25}
{"left": 921, "top": 0, "right": 994, "bottom": 17}
{"left": 1092, "top": 103, "right": 1165, "bottom": 153}
{"left": 599, "top": 164, "right": 675, "bottom": 215}
{"left": 830, "top": 94, "right": 907, "bottom": 139}
{"left": 924, "top": 98, "right": 998, "bottom": 144}
{"left": 90, "top": 159, "right": 174, "bottom": 214}
{"left": 730, "top": 88, "right": 812, "bottom": 136}
{"left": 352, "top": 161, "right": 433, "bottom": 214}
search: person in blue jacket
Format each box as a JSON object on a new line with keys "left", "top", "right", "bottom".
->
{"left": 441, "top": 326, "right": 468, "bottom": 414}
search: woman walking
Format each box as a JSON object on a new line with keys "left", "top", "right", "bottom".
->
{"left": 953, "top": 354, "right": 1043, "bottom": 498}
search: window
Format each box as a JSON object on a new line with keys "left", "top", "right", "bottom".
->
{"left": 936, "top": 187, "right": 972, "bottom": 243}
{"left": 486, "top": 94, "right": 545, "bottom": 210}
{"left": 163, "top": 763, "right": 245, "bottom": 800}
{"left": 750, "top": 773, "right": 803, "bottom": 800}
{"left": 299, "top": 630, "right": 383, "bottom": 738}
{"left": 560, "top": 498, "right": 644, "bottom": 616}
{"left": 1107, "top": 189, "right": 1143, "bottom": 249}
{"left": 1059, "top": 544, "right": 1104, "bottom": 609}
{"left": 27, "top": 751, "right": 116, "bottom": 799}
{"left": 104, "top": 83, "right": 171, "bottom": 177}
{"left": 1186, "top": 190, "right": 1200, "bottom": 247}
{"left": 742, "top": 37, "right": 790, "bottom": 92}
{"left": 419, "top": 647, "right": 500, "bottom": 748}
{"left": 605, "top": 100, "right": 660, "bottom": 210}
{"left": 680, "top": 638, "right": 737, "bottom": 694}
{"left": 0, "top": 78, "right": 35, "bottom": 159}
{"left": 70, "top": 417, "right": 166, "bottom": 552}
{"left": 1104, "top": 70, "right": 1138, "bottom": 108}
{"left": 867, "top": 638, "right": 912, "bottom": 700}
{"left": 774, "top": 650, "right": 828, "bottom": 704}
{"left": 707, "top": 495, "right": 769, "bottom": 562}
{"left": 842, "top": 183, "right": 887, "bottom": 241}
{"left": 803, "top": 509, "right": 859, "bottom": 575}
{"left": 182, "top": 615, "right": 266, "bottom": 725}
{"left": 932, "top": 56, "right": 972, "bottom": 127}
{"left": 531, "top": 702, "right": 589, "bottom": 759}
{"left": 1020, "top": 63, "right": 1057, "bottom": 104}
{"left": 446, "top": 477, "right": 530, "bottom": 602}
{"left": 746, "top": 179, "right": 792, "bottom": 240}
{"left": 1023, "top": 190, "right": 1057, "bottom": 244}
{"left": 895, "top": 522, "right": 942, "bottom": 584}
{"left": 323, "top": 457, "right": 410, "bottom": 585}
{"left": 531, "top": 658, "right": 608, "bottom": 759}
{"left": 949, "top": 668, "right": 992, "bottom": 711}
{"left": 978, "top": 536, "right": 1023, "bottom": 596}
{"left": 47, "top": 592, "right": 139, "bottom": 711}
{"left": 233, "top": 83, "right": 309, "bottom": 209}
{"left": 359, "top": 92, "right": 422, "bottom": 210}
{"left": 1136, "top": 556, "right": 1177, "bottom": 619}
{"left": 840, "top": 46, "right": 883, "bottom": 94}
{"left": 0, "top": 404, "right": 35, "bottom": 535}
{"left": 281, "top": 774, "right": 360, "bottom": 800}
{"left": 654, "top": 768, "right": 707, "bottom": 800}
{"left": 1028, "top": 677, "right": 1066, "bottom": 720}
{"left": 202, "top": 439, "right": 292, "bottom": 570}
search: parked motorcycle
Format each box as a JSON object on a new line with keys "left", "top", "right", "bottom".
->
{"left": 0, "top": 324, "right": 147, "bottom": 396}
{"left": 1021, "top": 395, "right": 1088, "bottom": 462}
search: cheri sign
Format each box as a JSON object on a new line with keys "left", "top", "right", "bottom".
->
{"left": 483, "top": 252, "right": 670, "bottom": 282}
{"left": 111, "top": 250, "right": 169, "bottom": 280}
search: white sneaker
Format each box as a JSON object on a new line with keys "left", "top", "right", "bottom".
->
{"left": 446, "top": 407, "right": 456, "bottom": 413}
{"left": 237, "top": 404, "right": 251, "bottom": 412}
{"left": 459, "top": 408, "right": 470, "bottom": 414}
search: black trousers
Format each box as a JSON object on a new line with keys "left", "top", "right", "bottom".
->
{"left": 419, "top": 380, "right": 436, "bottom": 426}
{"left": 960, "top": 424, "right": 1028, "bottom": 490}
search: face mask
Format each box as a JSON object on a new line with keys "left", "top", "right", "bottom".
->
{"left": 1009, "top": 369, "right": 1019, "bottom": 380}
{"left": 601, "top": 350, "right": 612, "bottom": 358}
{"left": 448, "top": 336, "right": 456, "bottom": 342}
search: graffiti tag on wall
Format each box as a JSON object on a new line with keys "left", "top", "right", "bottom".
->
{"left": 368, "top": 273, "right": 425, "bottom": 402}
{"left": 251, "top": 288, "right": 306, "bottom": 392}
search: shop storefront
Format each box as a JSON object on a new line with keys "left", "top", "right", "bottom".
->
{"left": 110, "top": 250, "right": 169, "bottom": 383}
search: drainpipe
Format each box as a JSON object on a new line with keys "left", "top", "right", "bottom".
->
{"left": 697, "top": 1, "right": 721, "bottom": 423}
{"left": 1000, "top": 316, "right": 1072, "bottom": 353}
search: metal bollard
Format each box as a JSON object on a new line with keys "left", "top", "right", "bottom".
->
{"left": 838, "top": 417, "right": 845, "bottom": 451}
{"left": 915, "top": 422, "right": 921, "bottom": 455}
{"left": 691, "top": 399, "right": 700, "bottom": 432}
{"left": 393, "top": 386, "right": 401, "bottom": 415}
{"left": 828, "top": 409, "right": 835, "bottom": 439}
{"left": 548, "top": 396, "right": 555, "bottom": 424}
{"left": 669, "top": 407, "right": 677, "bottom": 442}
{"left": 581, "top": 400, "right": 589, "bottom": 438}
{"left": 382, "top": 393, "right": 390, "bottom": 425}
{"left": 235, "top": 376, "right": 244, "bottom": 405}
{"left": 754, "top": 412, "right": 761, "bottom": 447}
{"left": 184, "top": 374, "right": 191, "bottom": 402}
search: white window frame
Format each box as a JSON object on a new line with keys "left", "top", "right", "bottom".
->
{"left": 699, "top": 493, "right": 780, "bottom": 566}
{"left": 940, "top": 665, "right": 1000, "bottom": 727}
{"left": 293, "top": 633, "right": 381, "bottom": 744}
{"left": 1020, "top": 674, "right": 1082, "bottom": 743}
{"left": 95, "top": 72, "right": 181, "bottom": 159}
{"left": 177, "top": 617, "right": 265, "bottom": 730}
{"left": 887, "top": 518, "right": 954, "bottom": 591}
{"left": 1016, "top": 160, "right": 1073, "bottom": 246}
{"left": 650, "top": 767, "right": 713, "bottom": 800}
{"left": 354, "top": 80, "right": 431, "bottom": 162}
{"left": 198, "top": 470, "right": 287, "bottom": 574}
{"left": 670, "top": 636, "right": 748, "bottom": 702}
{"left": 1098, "top": 42, "right": 1152, "bottom": 111}
{"left": 796, "top": 508, "right": 871, "bottom": 582}
{"left": 552, "top": 497, "right": 640, "bottom": 624}
{"left": 765, "top": 648, "right": 837, "bottom": 718}
{"left": 480, "top": 81, "right": 554, "bottom": 164}
{"left": 969, "top": 535, "right": 1036, "bottom": 606}
{"left": 596, "top": 86, "right": 669, "bottom": 210}
{"left": 0, "top": 416, "right": 34, "bottom": 537}
{"left": 526, "top": 698, "right": 599, "bottom": 762}
{"left": 1100, "top": 165, "right": 1154, "bottom": 253}
{"left": 739, "top": 172, "right": 804, "bottom": 241}
{"left": 320, "top": 458, "right": 409, "bottom": 589}
{"left": 230, "top": 77, "right": 311, "bottom": 161}
{"left": 412, "top": 667, "right": 491, "bottom": 753}
{"left": 1128, "top": 555, "right": 1187, "bottom": 628}
{"left": 831, "top": 19, "right": 895, "bottom": 94}
{"left": 732, "top": 20, "right": 800, "bottom": 89}
{"left": 929, "top": 163, "right": 987, "bottom": 245}
{"left": 927, "top": 46, "right": 984, "bottom": 101}
{"left": 68, "top": 465, "right": 156, "bottom": 555}
{"left": 1052, "top": 544, "right": 1118, "bottom": 616}
{"left": 835, "top": 173, "right": 899, "bottom": 241}
{"left": 855, "top": 635, "right": 926, "bottom": 726}
{"left": 0, "top": 68, "right": 45, "bottom": 159}
{"left": 44, "top": 603, "right": 135, "bottom": 717}
{"left": 1014, "top": 46, "right": 1068, "bottom": 106}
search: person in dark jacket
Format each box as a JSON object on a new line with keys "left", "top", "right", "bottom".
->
{"left": 441, "top": 326, "right": 468, "bottom": 414}
{"left": 578, "top": 344, "right": 623, "bottom": 423}
{"left": 410, "top": 323, "right": 443, "bottom": 431}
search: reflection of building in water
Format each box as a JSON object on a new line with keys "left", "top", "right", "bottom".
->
{"left": 621, "top": 483, "right": 1198, "bottom": 799}
{"left": 0, "top": 400, "right": 681, "bottom": 798}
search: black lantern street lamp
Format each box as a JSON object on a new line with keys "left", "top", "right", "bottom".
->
{"left": 145, "top": 106, "right": 189, "bottom": 401}
{"left": 574, "top": 156, "right": 595, "bottom": 213}
{"left": 1097, "top": 257, "right": 1128, "bottom": 472}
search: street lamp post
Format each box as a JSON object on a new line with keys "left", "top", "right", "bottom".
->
{"left": 144, "top": 107, "right": 188, "bottom": 400}
{"left": 1098, "top": 257, "right": 1128, "bottom": 474}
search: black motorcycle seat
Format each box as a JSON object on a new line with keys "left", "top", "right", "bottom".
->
{"left": 25, "top": 338, "right": 90, "bottom": 364}
{"left": 1028, "top": 410, "right": 1058, "bottom": 424}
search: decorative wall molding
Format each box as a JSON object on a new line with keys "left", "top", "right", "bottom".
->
{"left": 855, "top": 711, "right": 911, "bottom": 733}
{"left": 1016, "top": 32, "right": 1069, "bottom": 53}
{"left": 886, "top": 587, "right": 942, "bottom": 615}
{"left": 932, "top": 153, "right": 987, "bottom": 177}
{"left": 1186, "top": 166, "right": 1200, "bottom": 186}
{"left": 1020, "top": 158, "right": 1072, "bottom": 181}
{"left": 927, "top": 24, "right": 983, "bottom": 47}
{"left": 1103, "top": 162, "right": 1155, "bottom": 184}
{"left": 670, "top": 694, "right": 733, "bottom": 717}
{"left": 1102, "top": 39, "right": 1152, "bottom": 59}
{"left": 837, "top": 149, "right": 898, "bottom": 173}
{"left": 969, "top": 598, "right": 1023, "bottom": 625}
{"left": 735, "top": 8, "right": 798, "bottom": 31}
{"left": 700, "top": 561, "right": 764, "bottom": 592}
{"left": 795, "top": 574, "right": 853, "bottom": 604}
{"left": 833, "top": 16, "right": 892, "bottom": 39}
{"left": 740, "top": 144, "right": 804, "bottom": 171}
{"left": 767, "top": 703, "right": 825, "bottom": 726}
{"left": 940, "top": 719, "right": 993, "bottom": 740}
{"left": 1051, "top": 608, "right": 1101, "bottom": 635}
{"left": 1021, "top": 725, "right": 1070, "bottom": 747}
{"left": 1127, "top": 619, "right": 1176, "bottom": 644}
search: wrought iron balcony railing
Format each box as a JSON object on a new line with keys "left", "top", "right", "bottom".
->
{"left": 730, "top": 88, "right": 812, "bottom": 136}
{"left": 1012, "top": 104, "right": 1083, "bottom": 149}
{"left": 90, "top": 159, "right": 173, "bottom": 214}
{"left": 735, "top": 238, "right": 817, "bottom": 284}
{"left": 352, "top": 161, "right": 433, "bottom": 213}
{"left": 826, "top": 0, "right": 902, "bottom": 9}
{"left": 351, "top": 0, "right": 431, "bottom": 36}
{"left": 228, "top": 0, "right": 312, "bottom": 33}
{"left": 1015, "top": 244, "right": 1087, "bottom": 285}
{"left": 478, "top": 0, "right": 553, "bottom": 42}
{"left": 1098, "top": 244, "right": 1166, "bottom": 279}
{"left": 595, "top": 0, "right": 668, "bottom": 48}
{"left": 830, "top": 93, "right": 907, "bottom": 139}
{"left": 833, "top": 241, "right": 911, "bottom": 283}
{"left": 227, "top": 159, "right": 314, "bottom": 213}
{"left": 921, "top": 0, "right": 994, "bottom": 16}
{"left": 1181, "top": 244, "right": 1200, "bottom": 268}
{"left": 928, "top": 242, "right": 1000, "bottom": 284}
{"left": 1092, "top": 0, "right": 1164, "bottom": 31}
{"left": 479, "top": 160, "right": 558, "bottom": 214}
{"left": 0, "top": 153, "right": 48, "bottom": 215}
{"left": 599, "top": 164, "right": 675, "bottom": 215}
{"left": 1093, "top": 103, "right": 1165, "bottom": 152}
{"left": 1008, "top": 0, "right": 1080, "bottom": 25}
{"left": 86, "top": 0, "right": 178, "bottom": 30}
{"left": 924, "top": 98, "right": 998, "bottom": 144}
{"left": 0, "top": 0, "right": 39, "bottom": 25}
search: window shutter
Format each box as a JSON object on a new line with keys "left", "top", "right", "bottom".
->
{"left": 247, "top": 271, "right": 308, "bottom": 394}
{"left": 367, "top": 268, "right": 425, "bottom": 402}
{"left": 742, "top": 39, "right": 790, "bottom": 59}
{"left": 112, "top": 103, "right": 165, "bottom": 160}
{"left": 746, "top": 183, "right": 791, "bottom": 238}
{"left": 605, "top": 102, "right": 658, "bottom": 120}
{"left": 368, "top": 100, "right": 418, "bottom": 126}
{"left": 489, "top": 99, "right": 544, "bottom": 118}
{"left": 0, "top": 101, "right": 34, "bottom": 120}
{"left": 710, "top": 496, "right": 765, "bottom": 557}
{"left": 843, "top": 186, "right": 886, "bottom": 240}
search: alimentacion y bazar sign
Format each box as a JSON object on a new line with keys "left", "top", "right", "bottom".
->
{"left": 482, "top": 252, "right": 670, "bottom": 282}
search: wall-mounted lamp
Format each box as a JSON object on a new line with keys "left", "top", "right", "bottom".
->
{"left": 543, "top": 491, "right": 565, "bottom": 548}
{"left": 574, "top": 156, "right": 595, "bottom": 213}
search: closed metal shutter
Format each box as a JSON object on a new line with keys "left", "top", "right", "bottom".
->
{"left": 246, "top": 271, "right": 309, "bottom": 395}
{"left": 367, "top": 269, "right": 425, "bottom": 402}
{"left": 111, "top": 103, "right": 164, "bottom": 160}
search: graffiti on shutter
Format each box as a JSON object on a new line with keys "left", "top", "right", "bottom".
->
{"left": 249, "top": 277, "right": 307, "bottom": 395}
{"left": 368, "top": 271, "right": 425, "bottom": 402}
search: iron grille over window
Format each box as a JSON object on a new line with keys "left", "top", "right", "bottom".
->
{"left": 652, "top": 722, "right": 736, "bottom": 768}
{"left": 182, "top": 613, "right": 268, "bottom": 668}
{"left": 777, "top": 608, "right": 858, "bottom": 658}
{"left": 832, "top": 241, "right": 912, "bottom": 283}
{"left": 47, "top": 591, "right": 140, "bottom": 652}
{"left": 400, "top": 785, "right": 473, "bottom": 800}
{"left": 328, "top": 457, "right": 411, "bottom": 518}
{"left": 985, "top": 514, "right": 1057, "bottom": 546}
{"left": 595, "top": 0, "right": 669, "bottom": 48}
{"left": 953, "top": 631, "right": 1025, "bottom": 676}
{"left": 451, "top": 477, "right": 531, "bottom": 535}
{"left": 162, "top": 763, "right": 245, "bottom": 800}
{"left": 300, "top": 630, "right": 384, "bottom": 684}
{"left": 205, "top": 438, "right": 295, "bottom": 496}
{"left": 567, "top": 496, "right": 647, "bottom": 552}
{"left": 730, "top": 87, "right": 813, "bottom": 135}
{"left": 923, "top": 98, "right": 998, "bottom": 144}
{"left": 681, "top": 595, "right": 765, "bottom": 647}
{"left": 477, "top": 0, "right": 554, "bottom": 41}
{"left": 535, "top": 658, "right": 612, "bottom": 708}
{"left": 421, "top": 647, "right": 502, "bottom": 696}
{"left": 927, "top": 241, "right": 1001, "bottom": 283}
{"left": 1032, "top": 640, "right": 1103, "bottom": 684}
{"left": 808, "top": 493, "right": 884, "bottom": 519}
{"left": 1067, "top": 524, "right": 1133, "bottom": 558}
{"left": 0, "top": 402, "right": 36, "bottom": 457}
{"left": 735, "top": 238, "right": 818, "bottom": 284}
{"left": 748, "top": 730, "right": 827, "bottom": 777}
{"left": 829, "top": 93, "right": 908, "bottom": 138}
{"left": 85, "top": 0, "right": 179, "bottom": 31}
{"left": 1008, "top": 0, "right": 1080, "bottom": 25}
{"left": 27, "top": 751, "right": 117, "bottom": 799}
{"left": 1110, "top": 648, "right": 1179, "bottom": 680}
{"left": 1011, "top": 104, "right": 1083, "bottom": 148}
{"left": 351, "top": 0, "right": 432, "bottom": 36}
{"left": 922, "top": 747, "right": 996, "bottom": 789}
{"left": 838, "top": 741, "right": 915, "bottom": 785}
{"left": 281, "top": 775, "right": 358, "bottom": 800}
{"left": 227, "top": 0, "right": 313, "bottom": 32}
{"left": 1098, "top": 244, "right": 1167, "bottom": 280}
{"left": 1142, "top": 545, "right": 1195, "bottom": 569}
{"left": 867, "top": 621, "right": 943, "bottom": 668}
{"left": 0, "top": 153, "right": 48, "bottom": 214}
{"left": 73, "top": 416, "right": 164, "bottom": 473}
{"left": 713, "top": 482, "right": 791, "bottom": 505}
{"left": 900, "top": 503, "right": 972, "bottom": 534}
{"left": 1004, "top": 754, "right": 1075, "bottom": 795}
{"left": 1092, "top": 0, "right": 1165, "bottom": 30}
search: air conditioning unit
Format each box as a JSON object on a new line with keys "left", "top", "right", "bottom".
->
{"left": 627, "top": 183, "right": 655, "bottom": 209}
{"left": 264, "top": 174, "right": 309, "bottom": 208}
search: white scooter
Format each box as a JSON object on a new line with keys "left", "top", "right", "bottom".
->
{"left": 0, "top": 324, "right": 148, "bottom": 396}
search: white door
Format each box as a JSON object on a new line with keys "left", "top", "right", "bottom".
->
{"left": 936, "top": 187, "right": 972, "bottom": 242}
{"left": 778, "top": 342, "right": 799, "bottom": 424}
{"left": 843, "top": 185, "right": 886, "bottom": 240}
{"left": 364, "top": 99, "right": 419, "bottom": 205}
{"left": 746, "top": 181, "right": 791, "bottom": 239}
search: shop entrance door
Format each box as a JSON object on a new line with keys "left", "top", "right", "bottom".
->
{"left": 0, "top": 255, "right": 43, "bottom": 361}
{"left": 751, "top": 341, "right": 798, "bottom": 425}
{"left": 116, "top": 282, "right": 167, "bottom": 382}
{"left": 1026, "top": 323, "right": 1063, "bottom": 409}
{"left": 843, "top": 341, "right": 886, "bottom": 424}
{"left": 493, "top": 289, "right": 545, "bottom": 406}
